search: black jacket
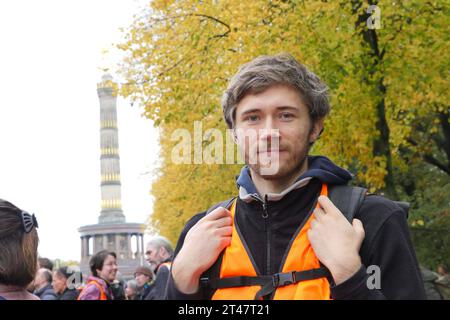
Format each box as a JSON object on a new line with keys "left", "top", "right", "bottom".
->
{"left": 34, "top": 284, "right": 57, "bottom": 300}
{"left": 145, "top": 259, "right": 172, "bottom": 300}
{"left": 136, "top": 283, "right": 153, "bottom": 300}
{"left": 57, "top": 288, "right": 80, "bottom": 300}
{"left": 166, "top": 156, "right": 426, "bottom": 300}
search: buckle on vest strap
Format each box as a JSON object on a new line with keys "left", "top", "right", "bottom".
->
{"left": 200, "top": 277, "right": 210, "bottom": 288}
{"left": 273, "top": 271, "right": 296, "bottom": 287}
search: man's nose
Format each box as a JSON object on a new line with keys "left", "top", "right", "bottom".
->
{"left": 265, "top": 116, "right": 277, "bottom": 130}
{"left": 259, "top": 118, "right": 280, "bottom": 142}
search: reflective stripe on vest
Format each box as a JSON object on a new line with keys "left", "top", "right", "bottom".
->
{"left": 211, "top": 183, "right": 331, "bottom": 300}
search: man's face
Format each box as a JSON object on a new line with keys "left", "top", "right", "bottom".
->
{"left": 52, "top": 272, "right": 66, "bottom": 295}
{"left": 34, "top": 269, "right": 48, "bottom": 289}
{"left": 134, "top": 272, "right": 150, "bottom": 288}
{"left": 145, "top": 244, "right": 162, "bottom": 270}
{"left": 234, "top": 84, "right": 323, "bottom": 180}
{"left": 97, "top": 254, "right": 118, "bottom": 283}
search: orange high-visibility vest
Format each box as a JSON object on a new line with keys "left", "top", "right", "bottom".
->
{"left": 211, "top": 183, "right": 332, "bottom": 300}
{"left": 77, "top": 280, "right": 108, "bottom": 300}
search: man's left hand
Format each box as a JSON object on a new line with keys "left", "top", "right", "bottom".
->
{"left": 307, "top": 195, "right": 365, "bottom": 285}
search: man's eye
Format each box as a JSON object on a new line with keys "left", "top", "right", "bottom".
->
{"left": 279, "top": 113, "right": 294, "bottom": 120}
{"left": 245, "top": 115, "right": 260, "bottom": 122}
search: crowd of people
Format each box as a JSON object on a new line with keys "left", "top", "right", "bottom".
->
{"left": 0, "top": 198, "right": 173, "bottom": 300}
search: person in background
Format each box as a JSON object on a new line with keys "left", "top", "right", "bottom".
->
{"left": 437, "top": 264, "right": 450, "bottom": 280}
{"left": 77, "top": 250, "right": 117, "bottom": 300}
{"left": 435, "top": 264, "right": 450, "bottom": 300}
{"left": 38, "top": 257, "right": 54, "bottom": 272}
{"left": 125, "top": 279, "right": 138, "bottom": 300}
{"left": 27, "top": 258, "right": 54, "bottom": 293}
{"left": 0, "top": 199, "right": 40, "bottom": 300}
{"left": 52, "top": 266, "right": 81, "bottom": 300}
{"left": 134, "top": 266, "right": 154, "bottom": 300}
{"left": 33, "top": 268, "right": 57, "bottom": 300}
{"left": 144, "top": 236, "right": 173, "bottom": 300}
{"left": 420, "top": 266, "right": 443, "bottom": 300}
{"left": 110, "top": 278, "right": 126, "bottom": 300}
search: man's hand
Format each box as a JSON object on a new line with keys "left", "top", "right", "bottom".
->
{"left": 171, "top": 207, "right": 233, "bottom": 294}
{"left": 307, "top": 195, "right": 365, "bottom": 285}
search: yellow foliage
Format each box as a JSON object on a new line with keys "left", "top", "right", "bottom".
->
{"left": 117, "top": 0, "right": 449, "bottom": 244}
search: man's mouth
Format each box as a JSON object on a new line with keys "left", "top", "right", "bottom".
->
{"left": 257, "top": 149, "right": 286, "bottom": 155}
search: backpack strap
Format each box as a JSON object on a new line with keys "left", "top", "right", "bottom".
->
{"left": 328, "top": 185, "right": 367, "bottom": 223}
{"left": 206, "top": 197, "right": 236, "bottom": 215}
{"left": 328, "top": 185, "right": 410, "bottom": 220}
{"left": 394, "top": 201, "right": 410, "bottom": 218}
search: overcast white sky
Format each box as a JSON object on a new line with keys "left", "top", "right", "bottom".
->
{"left": 0, "top": 0, "right": 159, "bottom": 261}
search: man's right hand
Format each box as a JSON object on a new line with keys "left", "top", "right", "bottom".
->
{"left": 171, "top": 207, "right": 233, "bottom": 294}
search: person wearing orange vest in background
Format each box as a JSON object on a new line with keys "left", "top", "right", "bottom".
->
{"left": 144, "top": 236, "right": 173, "bottom": 300}
{"left": 78, "top": 250, "right": 117, "bottom": 300}
{"left": 167, "top": 53, "right": 426, "bottom": 300}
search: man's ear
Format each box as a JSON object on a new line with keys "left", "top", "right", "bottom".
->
{"left": 309, "top": 118, "right": 325, "bottom": 144}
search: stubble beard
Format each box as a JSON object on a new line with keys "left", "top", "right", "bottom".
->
{"left": 248, "top": 144, "right": 310, "bottom": 182}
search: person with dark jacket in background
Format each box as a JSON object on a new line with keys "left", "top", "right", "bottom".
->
{"left": 144, "top": 236, "right": 173, "bottom": 300}
{"left": 52, "top": 267, "right": 81, "bottom": 300}
{"left": 134, "top": 266, "right": 154, "bottom": 300}
{"left": 110, "top": 278, "right": 126, "bottom": 300}
{"left": 0, "top": 199, "right": 40, "bottom": 300}
{"left": 167, "top": 53, "right": 426, "bottom": 300}
{"left": 33, "top": 268, "right": 57, "bottom": 300}
{"left": 420, "top": 266, "right": 443, "bottom": 300}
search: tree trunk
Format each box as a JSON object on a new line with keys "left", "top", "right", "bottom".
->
{"left": 353, "top": 0, "right": 399, "bottom": 199}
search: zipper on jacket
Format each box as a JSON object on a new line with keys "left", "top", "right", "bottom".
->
{"left": 262, "top": 195, "right": 270, "bottom": 277}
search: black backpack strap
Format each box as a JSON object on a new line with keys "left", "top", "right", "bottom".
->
{"left": 201, "top": 266, "right": 331, "bottom": 300}
{"left": 329, "top": 185, "right": 410, "bottom": 220}
{"left": 328, "top": 185, "right": 367, "bottom": 222}
{"left": 206, "top": 197, "right": 236, "bottom": 215}
{"left": 394, "top": 201, "right": 410, "bottom": 218}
